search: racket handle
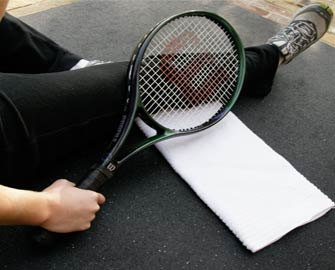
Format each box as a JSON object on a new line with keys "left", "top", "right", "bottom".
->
{"left": 33, "top": 166, "right": 115, "bottom": 246}
{"left": 78, "top": 166, "right": 115, "bottom": 190}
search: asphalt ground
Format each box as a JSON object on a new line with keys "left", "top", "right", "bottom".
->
{"left": 1, "top": 1, "right": 335, "bottom": 269}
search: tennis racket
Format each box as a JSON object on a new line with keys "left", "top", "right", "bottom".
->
{"left": 34, "top": 10, "right": 245, "bottom": 244}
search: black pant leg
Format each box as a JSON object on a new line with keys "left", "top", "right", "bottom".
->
{"left": 0, "top": 44, "right": 281, "bottom": 187}
{"left": 241, "top": 44, "right": 280, "bottom": 98}
{"left": 0, "top": 13, "right": 81, "bottom": 73}
{"left": 0, "top": 62, "right": 128, "bottom": 186}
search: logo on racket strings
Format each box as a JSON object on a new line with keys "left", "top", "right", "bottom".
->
{"left": 160, "top": 31, "right": 229, "bottom": 105}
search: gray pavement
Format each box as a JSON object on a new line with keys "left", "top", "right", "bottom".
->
{"left": 1, "top": 1, "right": 335, "bottom": 269}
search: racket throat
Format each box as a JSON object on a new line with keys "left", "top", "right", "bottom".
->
{"left": 118, "top": 131, "right": 174, "bottom": 166}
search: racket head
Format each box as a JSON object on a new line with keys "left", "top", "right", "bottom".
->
{"left": 129, "top": 10, "right": 245, "bottom": 135}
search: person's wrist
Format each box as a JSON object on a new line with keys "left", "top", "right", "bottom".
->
{"left": 33, "top": 191, "right": 53, "bottom": 227}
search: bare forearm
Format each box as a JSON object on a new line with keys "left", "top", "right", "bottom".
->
{"left": 0, "top": 179, "right": 105, "bottom": 233}
{"left": 0, "top": 0, "right": 10, "bottom": 21}
{"left": 0, "top": 185, "right": 49, "bottom": 226}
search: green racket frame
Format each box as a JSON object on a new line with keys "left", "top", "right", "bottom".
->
{"left": 119, "top": 10, "right": 246, "bottom": 165}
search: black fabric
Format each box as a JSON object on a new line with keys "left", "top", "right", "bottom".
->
{"left": 242, "top": 44, "right": 280, "bottom": 98}
{"left": 0, "top": 64, "right": 128, "bottom": 186}
{"left": 0, "top": 14, "right": 279, "bottom": 186}
{"left": 0, "top": 13, "right": 81, "bottom": 73}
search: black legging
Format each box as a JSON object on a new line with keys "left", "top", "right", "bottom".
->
{"left": 0, "top": 13, "right": 280, "bottom": 185}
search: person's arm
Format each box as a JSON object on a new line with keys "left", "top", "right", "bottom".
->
{"left": 0, "top": 179, "right": 105, "bottom": 233}
{"left": 0, "top": 0, "right": 10, "bottom": 21}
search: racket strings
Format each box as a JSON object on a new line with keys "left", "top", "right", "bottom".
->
{"left": 140, "top": 53, "right": 238, "bottom": 113}
{"left": 144, "top": 50, "right": 237, "bottom": 116}
{"left": 142, "top": 55, "right": 238, "bottom": 127}
{"left": 142, "top": 20, "right": 239, "bottom": 104}
{"left": 139, "top": 16, "right": 240, "bottom": 131}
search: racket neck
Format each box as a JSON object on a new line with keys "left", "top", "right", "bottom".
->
{"left": 118, "top": 130, "right": 175, "bottom": 165}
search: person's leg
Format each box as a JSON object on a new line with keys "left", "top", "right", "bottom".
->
{"left": 0, "top": 62, "right": 128, "bottom": 187}
{"left": 0, "top": 3, "right": 332, "bottom": 187}
{"left": 0, "top": 13, "right": 82, "bottom": 73}
{"left": 241, "top": 44, "right": 280, "bottom": 98}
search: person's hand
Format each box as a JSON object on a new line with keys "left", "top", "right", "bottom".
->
{"left": 39, "top": 179, "right": 105, "bottom": 233}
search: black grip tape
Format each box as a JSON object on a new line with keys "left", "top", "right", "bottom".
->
{"left": 78, "top": 166, "right": 114, "bottom": 190}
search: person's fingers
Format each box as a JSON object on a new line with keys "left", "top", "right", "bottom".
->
{"left": 96, "top": 193, "right": 106, "bottom": 205}
{"left": 79, "top": 223, "right": 91, "bottom": 231}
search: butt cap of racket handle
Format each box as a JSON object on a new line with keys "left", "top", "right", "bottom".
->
{"left": 32, "top": 228, "right": 60, "bottom": 246}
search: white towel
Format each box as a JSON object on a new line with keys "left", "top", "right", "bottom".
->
{"left": 137, "top": 112, "right": 334, "bottom": 252}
